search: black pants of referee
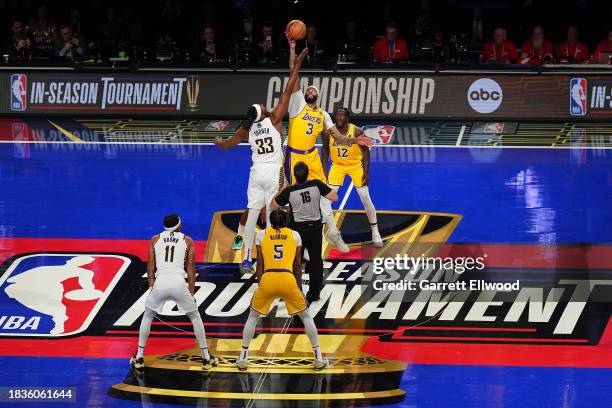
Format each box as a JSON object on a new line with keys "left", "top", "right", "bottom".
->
{"left": 290, "top": 219, "right": 323, "bottom": 300}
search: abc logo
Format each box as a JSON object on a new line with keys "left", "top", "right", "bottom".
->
{"left": 467, "top": 78, "right": 503, "bottom": 114}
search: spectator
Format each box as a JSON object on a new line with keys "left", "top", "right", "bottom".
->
{"left": 98, "top": 6, "right": 127, "bottom": 59}
{"left": 593, "top": 29, "right": 612, "bottom": 63}
{"left": 305, "top": 25, "right": 325, "bottom": 62}
{"left": 337, "top": 21, "right": 364, "bottom": 62}
{"left": 432, "top": 31, "right": 453, "bottom": 63}
{"left": 5, "top": 20, "right": 31, "bottom": 60}
{"left": 520, "top": 25, "right": 553, "bottom": 64}
{"left": 373, "top": 22, "right": 409, "bottom": 63}
{"left": 236, "top": 3, "right": 254, "bottom": 45}
{"left": 27, "top": 5, "right": 56, "bottom": 46}
{"left": 480, "top": 28, "right": 518, "bottom": 64}
{"left": 254, "top": 21, "right": 280, "bottom": 62}
{"left": 69, "top": 9, "right": 84, "bottom": 38}
{"left": 413, "top": 12, "right": 431, "bottom": 40}
{"left": 556, "top": 26, "right": 589, "bottom": 63}
{"left": 195, "top": 25, "right": 221, "bottom": 63}
{"left": 467, "top": 7, "right": 486, "bottom": 44}
{"left": 54, "top": 25, "right": 84, "bottom": 60}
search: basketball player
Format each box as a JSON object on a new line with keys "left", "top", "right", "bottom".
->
{"left": 322, "top": 108, "right": 383, "bottom": 247}
{"left": 236, "top": 208, "right": 328, "bottom": 371}
{"left": 286, "top": 37, "right": 371, "bottom": 253}
{"left": 130, "top": 214, "right": 218, "bottom": 370}
{"left": 214, "top": 48, "right": 308, "bottom": 273}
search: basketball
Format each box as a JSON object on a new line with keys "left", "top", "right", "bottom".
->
{"left": 286, "top": 20, "right": 306, "bottom": 41}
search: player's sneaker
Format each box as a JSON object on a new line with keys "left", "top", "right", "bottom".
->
{"left": 232, "top": 235, "right": 244, "bottom": 250}
{"left": 372, "top": 229, "right": 384, "bottom": 248}
{"left": 236, "top": 358, "right": 248, "bottom": 371}
{"left": 326, "top": 232, "right": 349, "bottom": 252}
{"left": 130, "top": 354, "right": 144, "bottom": 371}
{"left": 240, "top": 260, "right": 253, "bottom": 274}
{"left": 314, "top": 358, "right": 329, "bottom": 371}
{"left": 202, "top": 355, "right": 219, "bottom": 370}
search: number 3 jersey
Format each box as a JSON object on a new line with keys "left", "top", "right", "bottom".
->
{"left": 256, "top": 227, "right": 302, "bottom": 273}
{"left": 249, "top": 117, "right": 282, "bottom": 166}
{"left": 154, "top": 231, "right": 188, "bottom": 275}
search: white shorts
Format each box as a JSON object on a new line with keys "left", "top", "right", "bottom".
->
{"left": 247, "top": 163, "right": 280, "bottom": 209}
{"left": 145, "top": 274, "right": 198, "bottom": 314}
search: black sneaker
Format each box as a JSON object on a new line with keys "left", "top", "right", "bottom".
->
{"left": 130, "top": 354, "right": 144, "bottom": 370}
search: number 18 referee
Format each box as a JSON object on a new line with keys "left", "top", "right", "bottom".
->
{"left": 271, "top": 162, "right": 339, "bottom": 303}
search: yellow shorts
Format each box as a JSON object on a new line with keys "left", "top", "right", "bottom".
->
{"left": 328, "top": 164, "right": 366, "bottom": 188}
{"left": 251, "top": 272, "right": 307, "bottom": 316}
{"left": 284, "top": 147, "right": 325, "bottom": 184}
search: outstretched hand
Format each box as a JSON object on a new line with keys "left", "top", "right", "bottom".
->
{"left": 356, "top": 135, "right": 373, "bottom": 147}
{"left": 295, "top": 48, "right": 308, "bottom": 65}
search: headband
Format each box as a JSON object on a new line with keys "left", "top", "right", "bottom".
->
{"left": 164, "top": 217, "right": 181, "bottom": 232}
{"left": 305, "top": 85, "right": 319, "bottom": 95}
{"left": 251, "top": 104, "right": 263, "bottom": 122}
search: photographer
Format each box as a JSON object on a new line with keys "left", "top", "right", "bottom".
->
{"left": 54, "top": 25, "right": 84, "bottom": 60}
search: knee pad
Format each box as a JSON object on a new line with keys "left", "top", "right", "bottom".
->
{"left": 144, "top": 307, "right": 156, "bottom": 318}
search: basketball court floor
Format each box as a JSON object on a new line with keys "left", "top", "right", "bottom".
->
{"left": 0, "top": 117, "right": 611, "bottom": 407}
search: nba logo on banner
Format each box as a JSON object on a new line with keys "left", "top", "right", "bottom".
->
{"left": 361, "top": 125, "right": 396, "bottom": 144}
{"left": 0, "top": 254, "right": 130, "bottom": 337}
{"left": 10, "top": 74, "right": 27, "bottom": 111}
{"left": 569, "top": 78, "right": 587, "bottom": 116}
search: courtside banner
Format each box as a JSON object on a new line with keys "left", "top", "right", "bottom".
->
{"left": 1, "top": 72, "right": 611, "bottom": 118}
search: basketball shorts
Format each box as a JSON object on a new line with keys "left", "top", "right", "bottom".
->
{"left": 145, "top": 274, "right": 198, "bottom": 314}
{"left": 247, "top": 163, "right": 281, "bottom": 209}
{"left": 251, "top": 272, "right": 307, "bottom": 316}
{"left": 328, "top": 164, "right": 366, "bottom": 188}
{"left": 284, "top": 147, "right": 325, "bottom": 184}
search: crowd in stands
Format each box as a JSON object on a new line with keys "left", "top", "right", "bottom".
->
{"left": 3, "top": 1, "right": 612, "bottom": 65}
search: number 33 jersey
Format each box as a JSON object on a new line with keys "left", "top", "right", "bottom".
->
{"left": 249, "top": 117, "right": 282, "bottom": 166}
{"left": 154, "top": 231, "right": 188, "bottom": 275}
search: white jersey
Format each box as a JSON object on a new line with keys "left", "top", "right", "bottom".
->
{"left": 249, "top": 117, "right": 282, "bottom": 166}
{"left": 154, "top": 231, "right": 188, "bottom": 275}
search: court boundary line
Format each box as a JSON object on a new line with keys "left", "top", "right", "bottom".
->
{"left": 1, "top": 140, "right": 612, "bottom": 149}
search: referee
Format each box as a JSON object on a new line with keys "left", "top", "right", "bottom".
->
{"left": 272, "top": 162, "right": 338, "bottom": 302}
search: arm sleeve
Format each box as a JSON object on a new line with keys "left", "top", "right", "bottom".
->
{"left": 255, "top": 230, "right": 265, "bottom": 245}
{"left": 323, "top": 111, "right": 333, "bottom": 130}
{"left": 275, "top": 188, "right": 290, "bottom": 206}
{"left": 315, "top": 180, "right": 332, "bottom": 196}
{"left": 288, "top": 90, "right": 305, "bottom": 118}
{"left": 292, "top": 230, "right": 302, "bottom": 247}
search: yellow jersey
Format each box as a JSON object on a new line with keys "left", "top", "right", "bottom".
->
{"left": 287, "top": 91, "right": 333, "bottom": 152}
{"left": 329, "top": 123, "right": 363, "bottom": 166}
{"left": 257, "top": 227, "right": 300, "bottom": 273}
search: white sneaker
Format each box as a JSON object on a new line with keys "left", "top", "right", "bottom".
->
{"left": 236, "top": 358, "right": 248, "bottom": 371}
{"left": 326, "top": 232, "right": 349, "bottom": 252}
{"left": 372, "top": 229, "right": 383, "bottom": 248}
{"left": 314, "top": 358, "right": 329, "bottom": 371}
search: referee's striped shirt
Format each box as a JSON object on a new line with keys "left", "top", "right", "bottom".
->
{"left": 275, "top": 180, "right": 332, "bottom": 222}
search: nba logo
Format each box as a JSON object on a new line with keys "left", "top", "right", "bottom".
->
{"left": 569, "top": 78, "right": 587, "bottom": 116}
{"left": 0, "top": 253, "right": 130, "bottom": 337}
{"left": 361, "top": 125, "right": 396, "bottom": 144}
{"left": 10, "top": 74, "right": 27, "bottom": 112}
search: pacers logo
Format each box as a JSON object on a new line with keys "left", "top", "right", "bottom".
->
{"left": 0, "top": 253, "right": 130, "bottom": 337}
{"left": 467, "top": 78, "right": 503, "bottom": 114}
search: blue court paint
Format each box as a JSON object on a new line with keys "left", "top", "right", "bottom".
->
{"left": 1, "top": 357, "right": 611, "bottom": 408}
{"left": 1, "top": 144, "right": 610, "bottom": 243}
